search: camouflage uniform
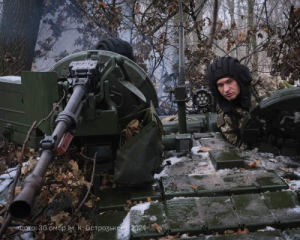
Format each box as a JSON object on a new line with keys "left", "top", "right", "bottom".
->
{"left": 216, "top": 105, "right": 249, "bottom": 148}
{"left": 216, "top": 74, "right": 287, "bottom": 149}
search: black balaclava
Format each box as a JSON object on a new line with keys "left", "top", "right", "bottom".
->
{"left": 207, "top": 57, "right": 252, "bottom": 113}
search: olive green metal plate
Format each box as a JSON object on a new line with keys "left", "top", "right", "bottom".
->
{"left": 283, "top": 229, "right": 300, "bottom": 240}
{"left": 255, "top": 170, "right": 289, "bottom": 192}
{"left": 130, "top": 182, "right": 162, "bottom": 202}
{"left": 94, "top": 211, "right": 128, "bottom": 240}
{"left": 165, "top": 196, "right": 239, "bottom": 234}
{"left": 98, "top": 188, "right": 130, "bottom": 211}
{"left": 162, "top": 171, "right": 287, "bottom": 199}
{"left": 165, "top": 197, "right": 204, "bottom": 234}
{"left": 162, "top": 175, "right": 196, "bottom": 200}
{"left": 206, "top": 230, "right": 284, "bottom": 239}
{"left": 159, "top": 158, "right": 209, "bottom": 176}
{"left": 0, "top": 72, "right": 60, "bottom": 148}
{"left": 209, "top": 149, "right": 244, "bottom": 170}
{"left": 231, "top": 194, "right": 275, "bottom": 230}
{"left": 264, "top": 191, "right": 300, "bottom": 228}
{"left": 130, "top": 202, "right": 165, "bottom": 239}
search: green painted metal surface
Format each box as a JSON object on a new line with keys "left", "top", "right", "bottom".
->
{"left": 97, "top": 188, "right": 130, "bottom": 211}
{"left": 209, "top": 149, "right": 244, "bottom": 170}
{"left": 50, "top": 50, "right": 159, "bottom": 107}
{"left": 75, "top": 110, "right": 119, "bottom": 136}
{"left": 206, "top": 230, "right": 284, "bottom": 239}
{"left": 162, "top": 175, "right": 197, "bottom": 199}
{"left": 130, "top": 182, "right": 161, "bottom": 202}
{"left": 162, "top": 171, "right": 288, "bottom": 199}
{"left": 162, "top": 133, "right": 192, "bottom": 151}
{"left": 162, "top": 119, "right": 206, "bottom": 134}
{"left": 94, "top": 211, "right": 128, "bottom": 240}
{"left": 130, "top": 202, "right": 165, "bottom": 239}
{"left": 282, "top": 229, "right": 300, "bottom": 240}
{"left": 231, "top": 194, "right": 275, "bottom": 230}
{"left": 0, "top": 72, "right": 60, "bottom": 148}
{"left": 264, "top": 191, "right": 300, "bottom": 228}
{"left": 165, "top": 196, "right": 239, "bottom": 234}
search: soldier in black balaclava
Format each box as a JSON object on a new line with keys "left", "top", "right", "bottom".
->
{"left": 207, "top": 57, "right": 253, "bottom": 148}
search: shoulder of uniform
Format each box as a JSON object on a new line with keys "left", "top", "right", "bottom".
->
{"left": 216, "top": 105, "right": 222, "bottom": 114}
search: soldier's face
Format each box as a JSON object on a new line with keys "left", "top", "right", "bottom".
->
{"left": 216, "top": 77, "right": 240, "bottom": 101}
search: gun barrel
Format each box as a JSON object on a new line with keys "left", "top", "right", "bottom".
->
{"left": 9, "top": 84, "right": 86, "bottom": 219}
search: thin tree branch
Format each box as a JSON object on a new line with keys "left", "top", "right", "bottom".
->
{"left": 206, "top": 0, "right": 218, "bottom": 48}
{"left": 35, "top": 90, "right": 66, "bottom": 129}
{"left": 66, "top": 152, "right": 96, "bottom": 226}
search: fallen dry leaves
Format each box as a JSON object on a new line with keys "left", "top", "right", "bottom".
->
{"left": 124, "top": 200, "right": 132, "bottom": 212}
{"left": 280, "top": 167, "right": 294, "bottom": 173}
{"left": 84, "top": 199, "right": 93, "bottom": 208}
{"left": 14, "top": 186, "right": 21, "bottom": 197}
{"left": 121, "top": 119, "right": 143, "bottom": 144}
{"left": 224, "top": 230, "right": 235, "bottom": 235}
{"left": 197, "top": 146, "right": 212, "bottom": 153}
{"left": 158, "top": 232, "right": 180, "bottom": 239}
{"left": 69, "top": 160, "right": 79, "bottom": 172}
{"left": 21, "top": 156, "right": 38, "bottom": 175}
{"left": 248, "top": 160, "right": 260, "bottom": 168}
{"left": 224, "top": 227, "right": 249, "bottom": 235}
{"left": 237, "top": 227, "right": 249, "bottom": 234}
{"left": 162, "top": 116, "right": 198, "bottom": 122}
{"left": 151, "top": 222, "right": 162, "bottom": 233}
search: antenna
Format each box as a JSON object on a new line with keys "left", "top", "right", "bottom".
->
{"left": 174, "top": 0, "right": 187, "bottom": 133}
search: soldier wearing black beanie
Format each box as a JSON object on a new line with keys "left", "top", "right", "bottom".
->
{"left": 207, "top": 57, "right": 253, "bottom": 148}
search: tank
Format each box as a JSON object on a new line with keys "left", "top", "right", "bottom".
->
{"left": 92, "top": 87, "right": 300, "bottom": 240}
{"left": 1, "top": 50, "right": 300, "bottom": 239}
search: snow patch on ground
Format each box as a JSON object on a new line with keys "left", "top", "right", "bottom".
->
{"left": 287, "top": 206, "right": 300, "bottom": 215}
{"left": 258, "top": 226, "right": 276, "bottom": 232}
{"left": 0, "top": 167, "right": 18, "bottom": 179}
{"left": 188, "top": 160, "right": 215, "bottom": 176}
{"left": 0, "top": 164, "right": 26, "bottom": 179}
{"left": 0, "top": 179, "right": 13, "bottom": 193}
{"left": 117, "top": 202, "right": 151, "bottom": 239}
{"left": 154, "top": 156, "right": 184, "bottom": 179}
{"left": 131, "top": 202, "right": 151, "bottom": 214}
{"left": 164, "top": 156, "right": 182, "bottom": 166}
{"left": 117, "top": 212, "right": 131, "bottom": 240}
{"left": 191, "top": 146, "right": 210, "bottom": 157}
{"left": 14, "top": 232, "right": 35, "bottom": 240}
{"left": 0, "top": 76, "right": 21, "bottom": 84}
{"left": 288, "top": 180, "right": 300, "bottom": 191}
{"left": 241, "top": 148, "right": 300, "bottom": 174}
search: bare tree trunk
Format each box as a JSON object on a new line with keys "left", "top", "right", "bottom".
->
{"left": 0, "top": 0, "right": 43, "bottom": 76}
{"left": 247, "top": 0, "right": 258, "bottom": 77}
{"left": 227, "top": 0, "right": 235, "bottom": 25}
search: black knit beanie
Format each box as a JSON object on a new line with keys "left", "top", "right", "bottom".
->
{"left": 207, "top": 57, "right": 252, "bottom": 112}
